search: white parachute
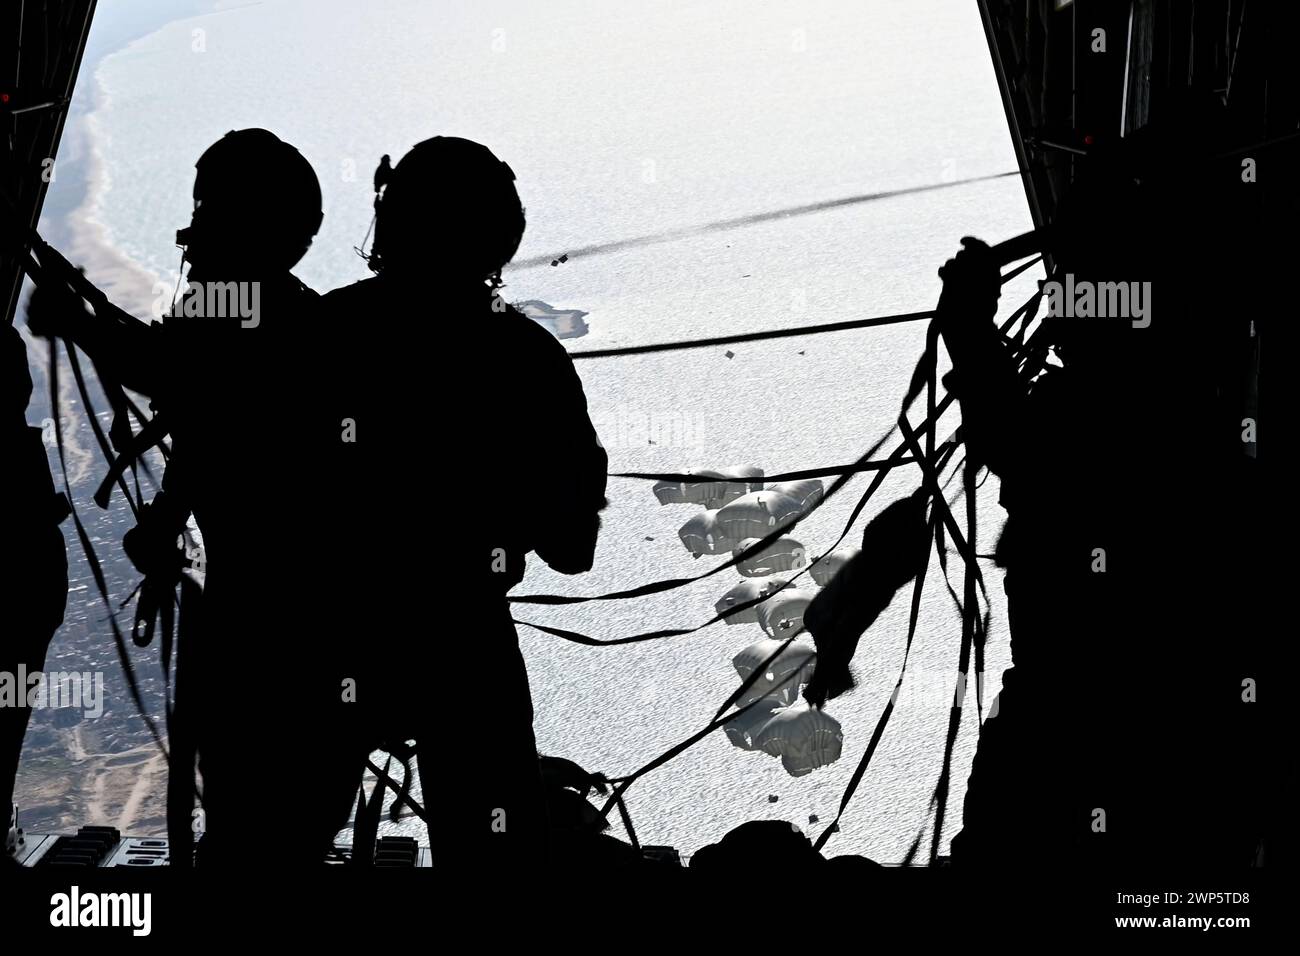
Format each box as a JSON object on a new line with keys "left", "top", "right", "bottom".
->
{"left": 753, "top": 704, "right": 844, "bottom": 777}
{"left": 722, "top": 638, "right": 844, "bottom": 776}
{"left": 651, "top": 469, "right": 843, "bottom": 776}
{"left": 714, "top": 576, "right": 790, "bottom": 625}
{"left": 735, "top": 536, "right": 806, "bottom": 577}
{"left": 731, "top": 637, "right": 817, "bottom": 707}
{"left": 754, "top": 588, "right": 815, "bottom": 637}
{"left": 715, "top": 490, "right": 803, "bottom": 541}
{"left": 653, "top": 466, "right": 765, "bottom": 509}
{"left": 766, "top": 479, "right": 825, "bottom": 512}
{"left": 677, "top": 510, "right": 738, "bottom": 557}
{"left": 809, "top": 546, "right": 860, "bottom": 586}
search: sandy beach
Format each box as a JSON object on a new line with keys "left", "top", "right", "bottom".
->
{"left": 13, "top": 1, "right": 216, "bottom": 842}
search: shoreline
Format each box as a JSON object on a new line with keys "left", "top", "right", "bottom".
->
{"left": 62, "top": 101, "right": 169, "bottom": 322}
{"left": 14, "top": 0, "right": 221, "bottom": 840}
{"left": 38, "top": 1, "right": 223, "bottom": 321}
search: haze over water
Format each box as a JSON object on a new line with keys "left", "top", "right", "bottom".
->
{"left": 33, "top": 0, "right": 1039, "bottom": 860}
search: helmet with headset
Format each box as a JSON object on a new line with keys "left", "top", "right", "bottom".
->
{"left": 368, "top": 136, "right": 524, "bottom": 283}
{"left": 176, "top": 128, "right": 323, "bottom": 272}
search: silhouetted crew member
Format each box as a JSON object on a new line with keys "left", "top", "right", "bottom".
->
{"left": 27, "top": 129, "right": 364, "bottom": 865}
{"left": 1, "top": 323, "right": 69, "bottom": 862}
{"left": 937, "top": 118, "right": 1262, "bottom": 867}
{"left": 320, "top": 137, "right": 607, "bottom": 870}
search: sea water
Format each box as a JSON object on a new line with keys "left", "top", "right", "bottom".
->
{"left": 32, "top": 0, "right": 1039, "bottom": 861}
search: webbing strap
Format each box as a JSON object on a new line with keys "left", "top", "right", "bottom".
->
{"left": 46, "top": 338, "right": 168, "bottom": 756}
{"left": 570, "top": 310, "right": 934, "bottom": 359}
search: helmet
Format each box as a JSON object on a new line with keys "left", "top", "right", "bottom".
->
{"left": 370, "top": 136, "right": 525, "bottom": 281}
{"left": 178, "top": 128, "right": 323, "bottom": 271}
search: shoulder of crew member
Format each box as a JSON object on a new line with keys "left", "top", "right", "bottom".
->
{"left": 497, "top": 300, "right": 566, "bottom": 348}
{"left": 288, "top": 273, "right": 320, "bottom": 299}
{"left": 315, "top": 277, "right": 382, "bottom": 352}
{"left": 496, "top": 303, "right": 591, "bottom": 390}
{"left": 319, "top": 276, "right": 381, "bottom": 311}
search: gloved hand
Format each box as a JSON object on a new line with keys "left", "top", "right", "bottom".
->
{"left": 123, "top": 494, "right": 189, "bottom": 579}
{"left": 936, "top": 237, "right": 1001, "bottom": 337}
{"left": 25, "top": 269, "right": 91, "bottom": 340}
{"left": 538, "top": 754, "right": 609, "bottom": 798}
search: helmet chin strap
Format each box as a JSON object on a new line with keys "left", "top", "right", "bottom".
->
{"left": 353, "top": 209, "right": 378, "bottom": 268}
{"left": 168, "top": 246, "right": 188, "bottom": 316}
{"left": 356, "top": 154, "right": 392, "bottom": 271}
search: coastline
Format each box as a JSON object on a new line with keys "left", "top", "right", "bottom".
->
{"left": 58, "top": 103, "right": 168, "bottom": 323}
{"left": 23, "top": 0, "right": 219, "bottom": 413}
{"left": 52, "top": 36, "right": 195, "bottom": 319}
{"left": 14, "top": 0, "right": 220, "bottom": 840}
{"left": 37, "top": 0, "right": 224, "bottom": 319}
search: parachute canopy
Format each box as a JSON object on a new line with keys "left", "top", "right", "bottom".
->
{"left": 809, "top": 546, "right": 860, "bottom": 587}
{"left": 677, "top": 510, "right": 737, "bottom": 557}
{"left": 653, "top": 466, "right": 765, "bottom": 508}
{"left": 649, "top": 465, "right": 838, "bottom": 777}
{"left": 755, "top": 589, "right": 815, "bottom": 638}
{"left": 723, "top": 701, "right": 783, "bottom": 751}
{"left": 715, "top": 490, "right": 803, "bottom": 541}
{"left": 753, "top": 704, "right": 844, "bottom": 777}
{"left": 731, "top": 636, "right": 816, "bottom": 707}
{"left": 722, "top": 637, "right": 843, "bottom": 776}
{"left": 714, "top": 576, "right": 790, "bottom": 625}
{"left": 735, "top": 537, "right": 806, "bottom": 577}
{"left": 766, "top": 479, "right": 824, "bottom": 512}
